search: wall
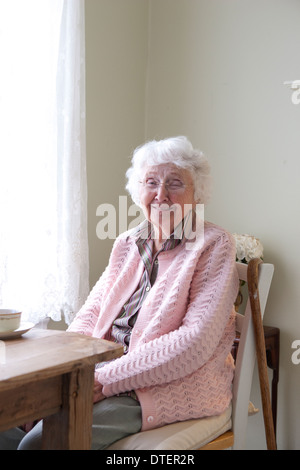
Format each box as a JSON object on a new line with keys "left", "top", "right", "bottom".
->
{"left": 145, "top": 0, "right": 300, "bottom": 450}
{"left": 85, "top": 0, "right": 149, "bottom": 288}
{"left": 85, "top": 0, "right": 300, "bottom": 449}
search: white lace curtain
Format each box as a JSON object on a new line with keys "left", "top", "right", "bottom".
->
{"left": 0, "top": 0, "right": 89, "bottom": 325}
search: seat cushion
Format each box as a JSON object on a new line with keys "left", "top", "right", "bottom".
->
{"left": 107, "top": 404, "right": 232, "bottom": 450}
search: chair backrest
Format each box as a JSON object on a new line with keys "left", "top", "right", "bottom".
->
{"left": 232, "top": 261, "right": 274, "bottom": 450}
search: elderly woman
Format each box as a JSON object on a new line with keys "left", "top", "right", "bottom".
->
{"left": 0, "top": 136, "right": 239, "bottom": 450}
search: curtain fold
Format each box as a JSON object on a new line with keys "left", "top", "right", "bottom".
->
{"left": 0, "top": 0, "right": 89, "bottom": 324}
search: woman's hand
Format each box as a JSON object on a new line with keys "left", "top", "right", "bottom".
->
{"left": 93, "top": 380, "right": 106, "bottom": 404}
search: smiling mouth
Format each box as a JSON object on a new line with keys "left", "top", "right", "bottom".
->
{"left": 150, "top": 204, "right": 176, "bottom": 212}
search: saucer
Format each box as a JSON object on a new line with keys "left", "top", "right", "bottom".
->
{"left": 0, "top": 322, "right": 35, "bottom": 340}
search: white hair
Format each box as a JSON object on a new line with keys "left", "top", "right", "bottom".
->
{"left": 126, "top": 136, "right": 211, "bottom": 206}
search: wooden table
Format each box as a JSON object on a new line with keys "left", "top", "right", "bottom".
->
{"left": 0, "top": 328, "right": 123, "bottom": 450}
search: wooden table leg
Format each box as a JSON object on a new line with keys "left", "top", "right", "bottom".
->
{"left": 42, "top": 366, "right": 94, "bottom": 450}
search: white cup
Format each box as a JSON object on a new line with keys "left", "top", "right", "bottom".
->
{"left": 0, "top": 309, "right": 22, "bottom": 333}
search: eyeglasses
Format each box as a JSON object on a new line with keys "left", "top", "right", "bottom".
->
{"left": 139, "top": 179, "right": 192, "bottom": 193}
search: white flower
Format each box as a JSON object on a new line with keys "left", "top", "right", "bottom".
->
{"left": 233, "top": 233, "right": 263, "bottom": 263}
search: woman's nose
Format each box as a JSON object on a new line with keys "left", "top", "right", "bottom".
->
{"left": 155, "top": 183, "right": 170, "bottom": 202}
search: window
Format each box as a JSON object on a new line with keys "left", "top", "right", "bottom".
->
{"left": 0, "top": 0, "right": 89, "bottom": 325}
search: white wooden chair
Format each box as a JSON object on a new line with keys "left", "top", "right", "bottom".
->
{"left": 107, "top": 259, "right": 275, "bottom": 450}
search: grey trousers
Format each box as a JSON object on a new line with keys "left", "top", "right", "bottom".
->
{"left": 0, "top": 396, "right": 142, "bottom": 450}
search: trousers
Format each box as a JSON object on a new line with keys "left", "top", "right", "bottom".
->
{"left": 0, "top": 396, "right": 142, "bottom": 450}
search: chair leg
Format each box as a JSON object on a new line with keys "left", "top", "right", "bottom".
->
{"left": 264, "top": 326, "right": 280, "bottom": 437}
{"left": 248, "top": 259, "right": 277, "bottom": 451}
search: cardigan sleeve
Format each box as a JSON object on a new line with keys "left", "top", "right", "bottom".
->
{"left": 67, "top": 265, "right": 110, "bottom": 336}
{"left": 67, "top": 236, "right": 125, "bottom": 336}
{"left": 96, "top": 231, "right": 239, "bottom": 397}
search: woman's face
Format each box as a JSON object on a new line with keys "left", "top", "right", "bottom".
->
{"left": 139, "top": 163, "right": 196, "bottom": 239}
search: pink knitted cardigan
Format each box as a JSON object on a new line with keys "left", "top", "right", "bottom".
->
{"left": 68, "top": 221, "right": 239, "bottom": 431}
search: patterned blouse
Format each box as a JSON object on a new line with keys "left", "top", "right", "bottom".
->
{"left": 111, "top": 224, "right": 181, "bottom": 353}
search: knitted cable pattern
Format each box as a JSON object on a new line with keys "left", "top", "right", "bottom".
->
{"left": 69, "top": 222, "right": 239, "bottom": 430}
